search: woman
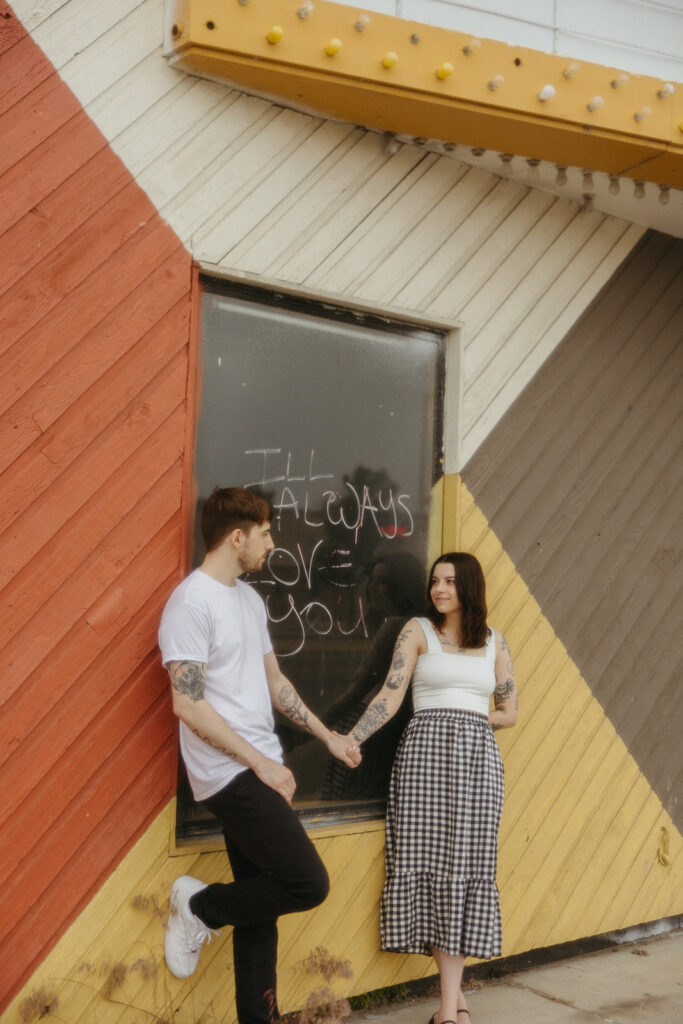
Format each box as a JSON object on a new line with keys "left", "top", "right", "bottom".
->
{"left": 347, "top": 552, "right": 517, "bottom": 1024}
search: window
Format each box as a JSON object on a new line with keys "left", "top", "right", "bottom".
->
{"left": 178, "top": 276, "right": 445, "bottom": 837}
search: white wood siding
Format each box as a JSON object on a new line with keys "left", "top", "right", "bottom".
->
{"left": 335, "top": 0, "right": 683, "bottom": 79}
{"left": 13, "top": 0, "right": 645, "bottom": 468}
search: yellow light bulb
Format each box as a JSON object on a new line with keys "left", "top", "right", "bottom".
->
{"left": 382, "top": 52, "right": 398, "bottom": 69}
{"left": 266, "top": 26, "right": 284, "bottom": 44}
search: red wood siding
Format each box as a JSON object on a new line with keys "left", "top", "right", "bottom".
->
{"left": 0, "top": 3, "right": 192, "bottom": 1008}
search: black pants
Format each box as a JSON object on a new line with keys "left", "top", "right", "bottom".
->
{"left": 190, "top": 769, "right": 329, "bottom": 1024}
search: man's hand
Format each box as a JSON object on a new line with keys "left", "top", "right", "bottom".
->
{"left": 253, "top": 756, "right": 297, "bottom": 804}
{"left": 327, "top": 731, "right": 362, "bottom": 768}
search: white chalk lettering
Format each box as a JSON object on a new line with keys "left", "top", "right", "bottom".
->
{"left": 243, "top": 448, "right": 285, "bottom": 487}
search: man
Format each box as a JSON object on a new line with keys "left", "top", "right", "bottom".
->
{"left": 159, "top": 487, "right": 360, "bottom": 1024}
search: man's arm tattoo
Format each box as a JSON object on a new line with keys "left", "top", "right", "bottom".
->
{"left": 352, "top": 698, "right": 389, "bottom": 743}
{"left": 278, "top": 684, "right": 312, "bottom": 731}
{"left": 170, "top": 661, "right": 206, "bottom": 702}
{"left": 191, "top": 727, "right": 236, "bottom": 758}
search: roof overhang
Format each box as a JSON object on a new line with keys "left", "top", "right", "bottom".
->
{"left": 164, "top": 0, "right": 683, "bottom": 190}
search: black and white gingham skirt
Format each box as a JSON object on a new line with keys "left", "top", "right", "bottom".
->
{"left": 381, "top": 709, "right": 504, "bottom": 960}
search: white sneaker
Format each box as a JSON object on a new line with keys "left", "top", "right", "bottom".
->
{"left": 165, "top": 875, "right": 221, "bottom": 978}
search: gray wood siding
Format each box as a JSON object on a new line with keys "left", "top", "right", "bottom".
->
{"left": 463, "top": 230, "right": 683, "bottom": 830}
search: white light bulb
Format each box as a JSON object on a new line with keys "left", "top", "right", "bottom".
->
{"left": 538, "top": 84, "right": 555, "bottom": 101}
{"left": 587, "top": 96, "right": 605, "bottom": 112}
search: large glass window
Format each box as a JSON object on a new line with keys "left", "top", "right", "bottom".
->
{"left": 178, "top": 276, "right": 444, "bottom": 836}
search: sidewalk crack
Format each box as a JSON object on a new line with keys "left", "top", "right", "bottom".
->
{"left": 504, "top": 979, "right": 619, "bottom": 1022}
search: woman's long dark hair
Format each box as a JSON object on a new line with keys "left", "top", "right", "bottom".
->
{"left": 426, "top": 552, "right": 488, "bottom": 648}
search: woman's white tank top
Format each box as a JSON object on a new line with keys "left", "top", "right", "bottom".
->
{"left": 412, "top": 617, "right": 496, "bottom": 716}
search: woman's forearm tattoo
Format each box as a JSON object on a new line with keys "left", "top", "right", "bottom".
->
{"left": 278, "top": 684, "right": 311, "bottom": 731}
{"left": 352, "top": 698, "right": 389, "bottom": 743}
{"left": 170, "top": 661, "right": 206, "bottom": 702}
{"left": 494, "top": 677, "right": 515, "bottom": 710}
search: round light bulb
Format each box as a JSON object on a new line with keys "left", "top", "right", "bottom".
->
{"left": 587, "top": 95, "right": 605, "bottom": 112}
{"left": 382, "top": 52, "right": 398, "bottom": 68}
{"left": 325, "top": 38, "right": 342, "bottom": 56}
{"left": 436, "top": 62, "right": 453, "bottom": 80}
{"left": 538, "top": 85, "right": 555, "bottom": 101}
{"left": 266, "top": 25, "right": 284, "bottom": 44}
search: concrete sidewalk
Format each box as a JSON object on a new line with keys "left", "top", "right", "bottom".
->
{"left": 350, "top": 929, "right": 682, "bottom": 1024}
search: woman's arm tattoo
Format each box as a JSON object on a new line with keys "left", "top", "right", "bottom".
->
{"left": 352, "top": 698, "right": 389, "bottom": 743}
{"left": 500, "top": 633, "right": 514, "bottom": 675}
{"left": 493, "top": 676, "right": 515, "bottom": 710}
{"left": 169, "top": 661, "right": 206, "bottom": 702}
{"left": 385, "top": 629, "right": 411, "bottom": 690}
{"left": 278, "top": 684, "right": 312, "bottom": 731}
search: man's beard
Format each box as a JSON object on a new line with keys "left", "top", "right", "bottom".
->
{"left": 239, "top": 551, "right": 265, "bottom": 574}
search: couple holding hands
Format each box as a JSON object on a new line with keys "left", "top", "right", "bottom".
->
{"left": 159, "top": 487, "right": 517, "bottom": 1024}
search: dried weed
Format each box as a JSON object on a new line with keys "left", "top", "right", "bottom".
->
{"left": 299, "top": 946, "right": 353, "bottom": 983}
{"left": 299, "top": 987, "right": 351, "bottom": 1024}
{"left": 19, "top": 987, "right": 59, "bottom": 1022}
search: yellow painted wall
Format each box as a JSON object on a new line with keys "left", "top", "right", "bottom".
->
{"left": 7, "top": 475, "right": 681, "bottom": 1024}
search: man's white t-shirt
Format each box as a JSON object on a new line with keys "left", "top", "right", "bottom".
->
{"left": 158, "top": 569, "right": 284, "bottom": 801}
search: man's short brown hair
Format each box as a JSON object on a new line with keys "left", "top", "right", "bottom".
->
{"left": 201, "top": 487, "right": 272, "bottom": 552}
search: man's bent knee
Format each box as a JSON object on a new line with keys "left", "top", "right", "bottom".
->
{"left": 296, "top": 856, "right": 329, "bottom": 910}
